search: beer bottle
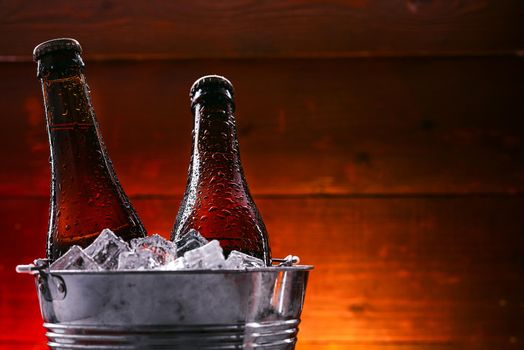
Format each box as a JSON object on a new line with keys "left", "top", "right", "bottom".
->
{"left": 34, "top": 38, "right": 146, "bottom": 260}
{"left": 172, "top": 75, "right": 271, "bottom": 265}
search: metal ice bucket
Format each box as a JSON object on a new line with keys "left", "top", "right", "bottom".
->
{"left": 17, "top": 259, "right": 312, "bottom": 349}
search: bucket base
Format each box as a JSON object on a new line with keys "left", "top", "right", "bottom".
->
{"left": 45, "top": 319, "right": 299, "bottom": 349}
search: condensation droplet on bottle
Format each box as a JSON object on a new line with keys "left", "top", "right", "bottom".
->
{"left": 208, "top": 206, "right": 217, "bottom": 212}
{"left": 65, "top": 224, "right": 71, "bottom": 231}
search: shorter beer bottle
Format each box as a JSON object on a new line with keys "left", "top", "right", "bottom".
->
{"left": 34, "top": 38, "right": 146, "bottom": 260}
{"left": 172, "top": 75, "right": 271, "bottom": 265}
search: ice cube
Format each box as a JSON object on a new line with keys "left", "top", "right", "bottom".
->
{"left": 183, "top": 240, "right": 226, "bottom": 269}
{"left": 225, "top": 250, "right": 265, "bottom": 269}
{"left": 50, "top": 246, "right": 101, "bottom": 271}
{"left": 161, "top": 256, "right": 188, "bottom": 270}
{"left": 84, "top": 228, "right": 130, "bottom": 270}
{"left": 117, "top": 250, "right": 157, "bottom": 270}
{"left": 176, "top": 229, "right": 208, "bottom": 255}
{"left": 131, "top": 234, "right": 177, "bottom": 266}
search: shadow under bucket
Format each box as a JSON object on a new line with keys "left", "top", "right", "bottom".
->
{"left": 17, "top": 260, "right": 312, "bottom": 349}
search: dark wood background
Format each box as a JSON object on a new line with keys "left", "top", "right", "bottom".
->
{"left": 1, "top": 1, "right": 523, "bottom": 349}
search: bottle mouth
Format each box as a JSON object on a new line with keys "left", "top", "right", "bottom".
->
{"left": 190, "top": 75, "right": 234, "bottom": 98}
{"left": 191, "top": 88, "right": 234, "bottom": 109}
{"left": 33, "top": 38, "right": 82, "bottom": 62}
{"left": 190, "top": 75, "right": 235, "bottom": 107}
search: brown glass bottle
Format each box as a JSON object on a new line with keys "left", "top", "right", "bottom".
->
{"left": 172, "top": 75, "right": 271, "bottom": 265}
{"left": 34, "top": 38, "right": 146, "bottom": 260}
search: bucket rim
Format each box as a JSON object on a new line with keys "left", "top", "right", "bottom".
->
{"left": 48, "top": 265, "right": 313, "bottom": 275}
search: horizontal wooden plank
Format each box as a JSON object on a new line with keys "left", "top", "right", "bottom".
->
{"left": 1, "top": 196, "right": 523, "bottom": 348}
{"left": 1, "top": 57, "right": 523, "bottom": 196}
{"left": 0, "top": 342, "right": 510, "bottom": 350}
{"left": 297, "top": 344, "right": 508, "bottom": 350}
{"left": 0, "top": 1, "right": 523, "bottom": 60}
{"left": 0, "top": 342, "right": 514, "bottom": 350}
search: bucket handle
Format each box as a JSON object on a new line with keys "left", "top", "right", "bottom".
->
{"left": 16, "top": 259, "right": 67, "bottom": 301}
{"left": 16, "top": 258, "right": 51, "bottom": 274}
{"left": 271, "top": 255, "right": 300, "bottom": 266}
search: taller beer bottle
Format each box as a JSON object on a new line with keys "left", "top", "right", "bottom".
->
{"left": 34, "top": 38, "right": 146, "bottom": 260}
{"left": 172, "top": 75, "right": 271, "bottom": 265}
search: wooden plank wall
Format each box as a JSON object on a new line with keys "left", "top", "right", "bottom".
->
{"left": 1, "top": 1, "right": 523, "bottom": 349}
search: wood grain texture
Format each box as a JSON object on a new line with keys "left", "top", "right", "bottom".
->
{"left": 0, "top": 0, "right": 523, "bottom": 60}
{"left": 1, "top": 57, "right": 523, "bottom": 196}
{"left": 2, "top": 197, "right": 523, "bottom": 349}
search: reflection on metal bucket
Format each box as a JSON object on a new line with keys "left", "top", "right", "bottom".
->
{"left": 17, "top": 260, "right": 312, "bottom": 349}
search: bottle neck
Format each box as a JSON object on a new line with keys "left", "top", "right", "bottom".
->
{"left": 41, "top": 73, "right": 95, "bottom": 129}
{"left": 39, "top": 51, "right": 94, "bottom": 129}
{"left": 38, "top": 55, "right": 109, "bottom": 185}
{"left": 191, "top": 97, "right": 242, "bottom": 180}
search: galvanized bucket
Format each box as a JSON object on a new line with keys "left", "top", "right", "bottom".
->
{"left": 17, "top": 259, "right": 312, "bottom": 349}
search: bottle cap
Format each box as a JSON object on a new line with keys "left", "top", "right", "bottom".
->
{"left": 33, "top": 38, "right": 82, "bottom": 62}
{"left": 190, "top": 75, "right": 235, "bottom": 101}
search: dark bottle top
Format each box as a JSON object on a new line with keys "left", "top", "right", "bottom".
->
{"left": 172, "top": 75, "right": 271, "bottom": 265}
{"left": 34, "top": 38, "right": 146, "bottom": 260}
